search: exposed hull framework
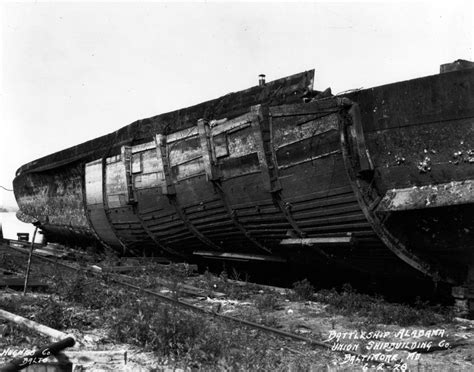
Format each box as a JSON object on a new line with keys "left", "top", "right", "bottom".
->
{"left": 13, "top": 67, "right": 474, "bottom": 310}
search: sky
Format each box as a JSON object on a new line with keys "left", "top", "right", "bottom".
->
{"left": 0, "top": 1, "right": 473, "bottom": 209}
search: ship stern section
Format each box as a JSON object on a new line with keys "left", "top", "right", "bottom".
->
{"left": 343, "top": 65, "right": 474, "bottom": 314}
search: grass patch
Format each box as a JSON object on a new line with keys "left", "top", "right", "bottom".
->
{"left": 108, "top": 298, "right": 314, "bottom": 369}
{"left": 50, "top": 270, "right": 131, "bottom": 310}
{"left": 255, "top": 293, "right": 280, "bottom": 312}
{"left": 314, "top": 283, "right": 454, "bottom": 326}
{"left": 34, "top": 297, "right": 70, "bottom": 330}
{"left": 109, "top": 300, "right": 224, "bottom": 365}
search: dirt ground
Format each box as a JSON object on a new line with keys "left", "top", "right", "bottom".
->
{"left": 1, "top": 245, "right": 473, "bottom": 371}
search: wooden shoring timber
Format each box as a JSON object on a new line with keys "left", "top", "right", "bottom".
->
{"left": 280, "top": 236, "right": 354, "bottom": 246}
{"left": 226, "top": 278, "right": 290, "bottom": 295}
{"left": 0, "top": 308, "right": 72, "bottom": 342}
{"left": 193, "top": 250, "right": 286, "bottom": 263}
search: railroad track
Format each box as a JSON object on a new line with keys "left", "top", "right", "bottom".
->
{"left": 0, "top": 240, "right": 402, "bottom": 370}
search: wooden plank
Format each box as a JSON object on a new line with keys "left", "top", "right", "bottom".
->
{"left": 0, "top": 309, "right": 70, "bottom": 342}
{"left": 54, "top": 350, "right": 126, "bottom": 367}
{"left": 210, "top": 113, "right": 254, "bottom": 136}
{"left": 250, "top": 104, "right": 277, "bottom": 193}
{"left": 197, "top": 119, "right": 217, "bottom": 181}
{"left": 84, "top": 160, "right": 125, "bottom": 249}
{"left": 166, "top": 126, "right": 198, "bottom": 143}
{"left": 269, "top": 99, "right": 342, "bottom": 117}
{"left": 91, "top": 265, "right": 148, "bottom": 273}
{"left": 131, "top": 140, "right": 155, "bottom": 154}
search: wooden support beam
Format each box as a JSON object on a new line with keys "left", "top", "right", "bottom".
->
{"left": 193, "top": 250, "right": 286, "bottom": 263}
{"left": 280, "top": 236, "right": 354, "bottom": 246}
{"left": 121, "top": 145, "right": 136, "bottom": 204}
{"left": 51, "top": 350, "right": 127, "bottom": 370}
{"left": 197, "top": 118, "right": 218, "bottom": 181}
{"left": 250, "top": 104, "right": 280, "bottom": 193}
{"left": 347, "top": 102, "right": 374, "bottom": 174}
{"left": 155, "top": 134, "right": 176, "bottom": 196}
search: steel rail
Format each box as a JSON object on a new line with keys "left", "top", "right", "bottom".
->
{"left": 5, "top": 244, "right": 398, "bottom": 368}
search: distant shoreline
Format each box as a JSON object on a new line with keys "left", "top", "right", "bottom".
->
{"left": 0, "top": 207, "right": 18, "bottom": 213}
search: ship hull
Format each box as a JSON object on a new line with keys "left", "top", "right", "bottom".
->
{"left": 13, "top": 66, "right": 474, "bottom": 309}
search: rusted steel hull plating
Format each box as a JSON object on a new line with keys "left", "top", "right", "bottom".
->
{"left": 13, "top": 65, "right": 474, "bottom": 310}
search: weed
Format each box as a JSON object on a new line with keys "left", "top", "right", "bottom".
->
{"left": 50, "top": 270, "right": 131, "bottom": 311}
{"left": 291, "top": 279, "right": 315, "bottom": 301}
{"left": 0, "top": 297, "right": 20, "bottom": 314}
{"left": 35, "top": 297, "right": 67, "bottom": 330}
{"left": 109, "top": 299, "right": 226, "bottom": 365}
{"left": 260, "top": 314, "right": 280, "bottom": 328}
{"left": 255, "top": 293, "right": 279, "bottom": 313}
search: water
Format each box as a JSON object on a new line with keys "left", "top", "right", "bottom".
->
{"left": 0, "top": 212, "right": 43, "bottom": 243}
